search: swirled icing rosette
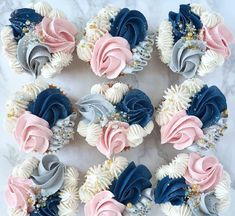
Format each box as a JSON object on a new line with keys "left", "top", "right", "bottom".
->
{"left": 1, "top": 2, "right": 78, "bottom": 78}
{"left": 153, "top": 153, "right": 231, "bottom": 216}
{"left": 5, "top": 79, "right": 77, "bottom": 154}
{"left": 77, "top": 5, "right": 154, "bottom": 79}
{"left": 155, "top": 78, "right": 228, "bottom": 152}
{"left": 79, "top": 156, "right": 153, "bottom": 216}
{"left": 76, "top": 82, "right": 154, "bottom": 158}
{"left": 156, "top": 3, "right": 234, "bottom": 78}
{"left": 5, "top": 154, "right": 80, "bottom": 216}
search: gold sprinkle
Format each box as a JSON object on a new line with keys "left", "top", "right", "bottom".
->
{"left": 127, "top": 203, "right": 132, "bottom": 208}
{"left": 22, "top": 27, "right": 28, "bottom": 33}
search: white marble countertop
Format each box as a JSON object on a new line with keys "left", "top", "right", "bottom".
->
{"left": 0, "top": 0, "right": 235, "bottom": 215}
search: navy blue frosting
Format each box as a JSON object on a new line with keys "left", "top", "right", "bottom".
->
{"left": 154, "top": 176, "right": 188, "bottom": 206}
{"left": 30, "top": 193, "right": 61, "bottom": 216}
{"left": 187, "top": 85, "right": 227, "bottom": 128}
{"left": 116, "top": 89, "right": 154, "bottom": 127}
{"left": 27, "top": 88, "right": 72, "bottom": 128}
{"left": 110, "top": 8, "right": 148, "bottom": 49}
{"left": 9, "top": 8, "right": 43, "bottom": 41}
{"left": 169, "top": 4, "right": 202, "bottom": 42}
{"left": 110, "top": 161, "right": 152, "bottom": 205}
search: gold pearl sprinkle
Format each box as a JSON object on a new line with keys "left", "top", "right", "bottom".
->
{"left": 127, "top": 203, "right": 132, "bottom": 208}
{"left": 22, "top": 27, "right": 28, "bottom": 33}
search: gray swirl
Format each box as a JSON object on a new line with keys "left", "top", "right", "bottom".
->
{"left": 17, "top": 34, "right": 51, "bottom": 77}
{"left": 188, "top": 192, "right": 219, "bottom": 216}
{"left": 169, "top": 39, "right": 206, "bottom": 78}
{"left": 31, "top": 154, "right": 65, "bottom": 196}
{"left": 76, "top": 94, "right": 115, "bottom": 126}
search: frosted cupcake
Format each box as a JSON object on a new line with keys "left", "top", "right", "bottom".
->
{"left": 6, "top": 79, "right": 77, "bottom": 154}
{"left": 1, "top": 2, "right": 78, "bottom": 78}
{"left": 155, "top": 78, "right": 228, "bottom": 152}
{"left": 79, "top": 156, "right": 153, "bottom": 216}
{"left": 77, "top": 5, "right": 154, "bottom": 79}
{"left": 77, "top": 82, "right": 154, "bottom": 158}
{"left": 153, "top": 153, "right": 231, "bottom": 216}
{"left": 5, "top": 154, "right": 79, "bottom": 216}
{"left": 156, "top": 3, "right": 233, "bottom": 78}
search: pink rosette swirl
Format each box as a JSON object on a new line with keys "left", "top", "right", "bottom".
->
{"left": 90, "top": 33, "right": 133, "bottom": 79}
{"left": 14, "top": 112, "right": 53, "bottom": 153}
{"left": 97, "top": 121, "right": 129, "bottom": 158}
{"left": 200, "top": 23, "right": 234, "bottom": 58}
{"left": 5, "top": 176, "right": 34, "bottom": 211}
{"left": 160, "top": 110, "right": 203, "bottom": 150}
{"left": 84, "top": 190, "right": 125, "bottom": 216}
{"left": 184, "top": 153, "right": 223, "bottom": 192}
{"left": 35, "top": 17, "right": 78, "bottom": 53}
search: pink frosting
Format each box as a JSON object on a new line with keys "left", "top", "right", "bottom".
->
{"left": 35, "top": 17, "right": 78, "bottom": 53}
{"left": 84, "top": 190, "right": 125, "bottom": 216}
{"left": 5, "top": 176, "right": 34, "bottom": 211}
{"left": 90, "top": 33, "right": 133, "bottom": 79}
{"left": 160, "top": 110, "right": 203, "bottom": 150}
{"left": 14, "top": 112, "right": 53, "bottom": 153}
{"left": 200, "top": 23, "right": 234, "bottom": 58}
{"left": 184, "top": 153, "right": 223, "bottom": 192}
{"left": 97, "top": 121, "right": 129, "bottom": 158}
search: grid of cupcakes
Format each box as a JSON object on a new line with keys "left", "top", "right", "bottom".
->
{"left": 76, "top": 82, "right": 154, "bottom": 158}
{"left": 5, "top": 79, "right": 77, "bottom": 154}
{"left": 153, "top": 153, "right": 231, "bottom": 216}
{"left": 1, "top": 1, "right": 78, "bottom": 78}
{"left": 77, "top": 5, "right": 154, "bottom": 79}
{"left": 156, "top": 3, "right": 234, "bottom": 78}
{"left": 79, "top": 156, "right": 153, "bottom": 216}
{"left": 5, "top": 154, "right": 80, "bottom": 216}
{"left": 155, "top": 78, "right": 228, "bottom": 152}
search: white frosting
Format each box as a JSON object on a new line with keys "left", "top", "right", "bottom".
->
{"left": 190, "top": 3, "right": 206, "bottom": 16}
{"left": 48, "top": 9, "right": 67, "bottom": 19}
{"left": 63, "top": 167, "right": 79, "bottom": 188}
{"left": 181, "top": 78, "right": 204, "bottom": 97}
{"left": 8, "top": 208, "right": 29, "bottom": 216}
{"left": 198, "top": 50, "right": 225, "bottom": 76}
{"left": 33, "top": 1, "right": 52, "bottom": 16}
{"left": 51, "top": 52, "right": 73, "bottom": 68}
{"left": 76, "top": 39, "right": 94, "bottom": 62}
{"left": 85, "top": 123, "right": 103, "bottom": 146}
{"left": 127, "top": 124, "right": 147, "bottom": 147}
{"left": 105, "top": 87, "right": 124, "bottom": 104}
{"left": 98, "top": 5, "right": 120, "bottom": 20}
{"left": 79, "top": 184, "right": 96, "bottom": 203}
{"left": 160, "top": 203, "right": 192, "bottom": 216}
{"left": 77, "top": 120, "right": 88, "bottom": 137}
{"left": 90, "top": 83, "right": 109, "bottom": 95}
{"left": 41, "top": 62, "right": 59, "bottom": 78}
{"left": 156, "top": 20, "right": 174, "bottom": 64}
{"left": 112, "top": 83, "right": 129, "bottom": 95}
{"left": 59, "top": 186, "right": 79, "bottom": 206}
{"left": 58, "top": 202, "right": 79, "bottom": 216}
{"left": 201, "top": 11, "right": 223, "bottom": 28}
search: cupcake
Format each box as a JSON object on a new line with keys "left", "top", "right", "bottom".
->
{"left": 6, "top": 79, "right": 77, "bottom": 154}
{"left": 155, "top": 78, "right": 228, "bottom": 152}
{"left": 1, "top": 1, "right": 78, "bottom": 78}
{"left": 77, "top": 5, "right": 154, "bottom": 79}
{"left": 156, "top": 3, "right": 234, "bottom": 78}
{"left": 153, "top": 153, "right": 231, "bottom": 216}
{"left": 79, "top": 156, "right": 153, "bottom": 215}
{"left": 5, "top": 154, "right": 80, "bottom": 216}
{"left": 76, "top": 82, "right": 154, "bottom": 158}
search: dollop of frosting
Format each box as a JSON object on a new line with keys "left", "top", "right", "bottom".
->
{"left": 17, "top": 35, "right": 51, "bottom": 77}
{"left": 5, "top": 176, "right": 34, "bottom": 211}
{"left": 116, "top": 89, "right": 154, "bottom": 127}
{"left": 77, "top": 94, "right": 115, "bottom": 127}
{"left": 154, "top": 176, "right": 188, "bottom": 206}
{"left": 187, "top": 85, "right": 227, "bottom": 128}
{"left": 184, "top": 153, "right": 223, "bottom": 192}
{"left": 14, "top": 112, "right": 52, "bottom": 153}
{"left": 110, "top": 8, "right": 148, "bottom": 49}
{"left": 31, "top": 193, "right": 61, "bottom": 216}
{"left": 35, "top": 17, "right": 78, "bottom": 53}
{"left": 27, "top": 88, "right": 72, "bottom": 128}
{"left": 160, "top": 110, "right": 203, "bottom": 150}
{"left": 169, "top": 39, "right": 206, "bottom": 78}
{"left": 169, "top": 4, "right": 202, "bottom": 42}
{"left": 110, "top": 162, "right": 152, "bottom": 205}
{"left": 9, "top": 8, "right": 43, "bottom": 41}
{"left": 90, "top": 33, "right": 132, "bottom": 79}
{"left": 31, "top": 154, "right": 65, "bottom": 196}
{"left": 84, "top": 190, "right": 125, "bottom": 216}
{"left": 97, "top": 121, "right": 129, "bottom": 158}
{"left": 200, "top": 23, "right": 234, "bottom": 58}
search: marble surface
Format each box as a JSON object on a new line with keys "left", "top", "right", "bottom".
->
{"left": 0, "top": 0, "right": 235, "bottom": 215}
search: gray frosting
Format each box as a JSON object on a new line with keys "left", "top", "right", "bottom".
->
{"left": 188, "top": 191, "right": 219, "bottom": 216}
{"left": 76, "top": 94, "right": 115, "bottom": 126}
{"left": 169, "top": 39, "right": 206, "bottom": 78}
{"left": 31, "top": 154, "right": 65, "bottom": 196}
{"left": 49, "top": 112, "right": 77, "bottom": 152}
{"left": 17, "top": 34, "right": 51, "bottom": 77}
